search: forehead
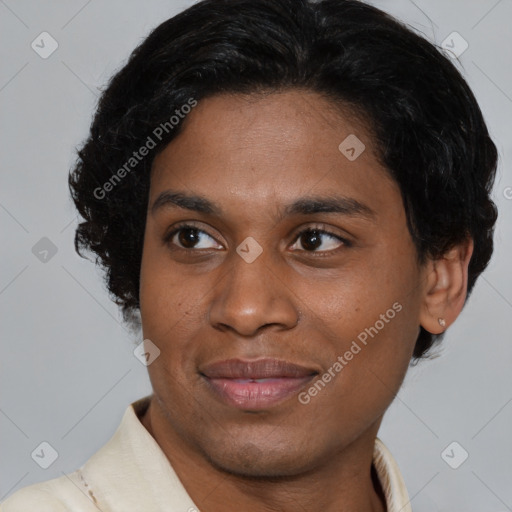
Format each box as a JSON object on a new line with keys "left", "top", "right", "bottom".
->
{"left": 150, "top": 90, "right": 399, "bottom": 218}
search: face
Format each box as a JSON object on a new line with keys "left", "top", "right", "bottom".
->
{"left": 139, "top": 90, "right": 427, "bottom": 478}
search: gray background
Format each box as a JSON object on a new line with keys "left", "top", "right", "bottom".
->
{"left": 1, "top": 0, "right": 511, "bottom": 510}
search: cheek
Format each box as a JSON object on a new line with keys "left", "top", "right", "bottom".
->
{"left": 139, "top": 254, "right": 218, "bottom": 388}
{"left": 301, "top": 252, "right": 414, "bottom": 333}
{"left": 139, "top": 236, "right": 193, "bottom": 344}
{"left": 139, "top": 270, "right": 199, "bottom": 394}
{"left": 299, "top": 250, "right": 421, "bottom": 384}
{"left": 140, "top": 276, "right": 197, "bottom": 352}
{"left": 302, "top": 293, "right": 417, "bottom": 436}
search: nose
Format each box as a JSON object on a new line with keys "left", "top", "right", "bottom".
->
{"left": 208, "top": 248, "right": 300, "bottom": 337}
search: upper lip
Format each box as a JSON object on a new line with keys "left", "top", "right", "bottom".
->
{"left": 200, "top": 358, "right": 318, "bottom": 379}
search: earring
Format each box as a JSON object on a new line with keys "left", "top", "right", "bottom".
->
{"left": 438, "top": 317, "right": 446, "bottom": 327}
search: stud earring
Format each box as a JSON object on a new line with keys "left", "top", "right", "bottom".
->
{"left": 438, "top": 317, "right": 446, "bottom": 327}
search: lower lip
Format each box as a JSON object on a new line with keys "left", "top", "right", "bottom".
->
{"left": 203, "top": 376, "right": 315, "bottom": 410}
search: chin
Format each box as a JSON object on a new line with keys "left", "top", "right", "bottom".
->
{"left": 199, "top": 437, "right": 319, "bottom": 480}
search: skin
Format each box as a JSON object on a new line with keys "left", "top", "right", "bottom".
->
{"left": 138, "top": 90, "right": 473, "bottom": 512}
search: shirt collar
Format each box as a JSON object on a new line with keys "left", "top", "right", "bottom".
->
{"left": 373, "top": 437, "right": 412, "bottom": 512}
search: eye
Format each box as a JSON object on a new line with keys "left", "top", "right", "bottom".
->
{"left": 289, "top": 228, "right": 349, "bottom": 253}
{"left": 164, "top": 223, "right": 222, "bottom": 251}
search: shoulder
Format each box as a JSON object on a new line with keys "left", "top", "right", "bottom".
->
{"left": 1, "top": 398, "right": 153, "bottom": 512}
{"left": 1, "top": 470, "right": 96, "bottom": 512}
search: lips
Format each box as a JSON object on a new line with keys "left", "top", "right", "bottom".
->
{"left": 200, "top": 358, "right": 318, "bottom": 409}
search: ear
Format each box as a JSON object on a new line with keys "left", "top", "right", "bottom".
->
{"left": 419, "top": 238, "right": 474, "bottom": 334}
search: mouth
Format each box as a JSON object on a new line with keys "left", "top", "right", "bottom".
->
{"left": 200, "top": 358, "right": 318, "bottom": 410}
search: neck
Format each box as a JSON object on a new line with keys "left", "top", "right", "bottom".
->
{"left": 140, "top": 400, "right": 387, "bottom": 512}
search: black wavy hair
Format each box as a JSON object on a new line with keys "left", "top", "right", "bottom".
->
{"left": 69, "top": 0, "right": 498, "bottom": 361}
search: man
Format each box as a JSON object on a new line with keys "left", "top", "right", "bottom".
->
{"left": 2, "top": 0, "right": 497, "bottom": 510}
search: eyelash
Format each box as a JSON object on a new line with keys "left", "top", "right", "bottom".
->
{"left": 163, "top": 222, "right": 352, "bottom": 255}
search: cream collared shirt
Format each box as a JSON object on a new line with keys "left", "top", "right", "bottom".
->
{"left": 1, "top": 396, "right": 412, "bottom": 512}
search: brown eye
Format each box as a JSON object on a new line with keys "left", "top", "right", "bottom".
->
{"left": 300, "top": 229, "right": 323, "bottom": 251}
{"left": 177, "top": 227, "right": 201, "bottom": 248}
{"left": 290, "top": 228, "right": 348, "bottom": 253}
{"left": 165, "top": 224, "right": 222, "bottom": 251}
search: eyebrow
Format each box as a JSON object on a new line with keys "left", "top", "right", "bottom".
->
{"left": 151, "top": 190, "right": 376, "bottom": 220}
